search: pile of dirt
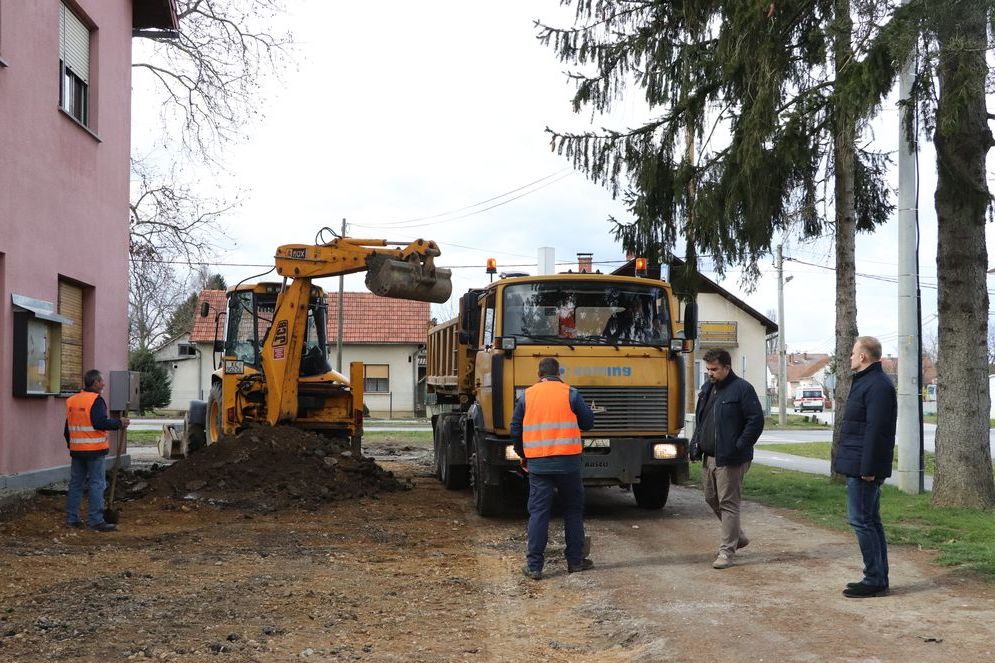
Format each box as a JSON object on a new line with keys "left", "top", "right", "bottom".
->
{"left": 141, "top": 424, "right": 410, "bottom": 511}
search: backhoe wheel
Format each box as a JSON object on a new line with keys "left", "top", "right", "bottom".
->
{"left": 633, "top": 471, "right": 671, "bottom": 509}
{"left": 470, "top": 430, "right": 503, "bottom": 517}
{"left": 206, "top": 383, "right": 224, "bottom": 445}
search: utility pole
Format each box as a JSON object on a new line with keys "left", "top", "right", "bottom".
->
{"left": 896, "top": 0, "right": 923, "bottom": 493}
{"left": 336, "top": 218, "right": 346, "bottom": 373}
{"left": 777, "top": 244, "right": 788, "bottom": 426}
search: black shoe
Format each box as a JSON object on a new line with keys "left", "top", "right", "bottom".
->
{"left": 846, "top": 581, "right": 889, "bottom": 590}
{"left": 89, "top": 522, "right": 117, "bottom": 533}
{"left": 521, "top": 565, "right": 542, "bottom": 580}
{"left": 842, "top": 582, "right": 888, "bottom": 598}
{"left": 568, "top": 558, "right": 594, "bottom": 573}
{"left": 66, "top": 521, "right": 83, "bottom": 529}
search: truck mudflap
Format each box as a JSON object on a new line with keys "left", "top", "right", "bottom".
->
{"left": 580, "top": 437, "right": 689, "bottom": 485}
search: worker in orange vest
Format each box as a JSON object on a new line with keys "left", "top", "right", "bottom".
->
{"left": 65, "top": 369, "right": 129, "bottom": 532}
{"left": 511, "top": 357, "right": 595, "bottom": 580}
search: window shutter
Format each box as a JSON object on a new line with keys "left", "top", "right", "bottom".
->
{"left": 365, "top": 364, "right": 389, "bottom": 379}
{"left": 60, "top": 3, "right": 89, "bottom": 84}
{"left": 58, "top": 281, "right": 84, "bottom": 393}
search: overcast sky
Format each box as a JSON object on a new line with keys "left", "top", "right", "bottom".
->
{"left": 132, "top": 0, "right": 995, "bottom": 357}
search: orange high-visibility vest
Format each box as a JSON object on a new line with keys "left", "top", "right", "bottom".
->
{"left": 66, "top": 391, "right": 109, "bottom": 453}
{"left": 522, "top": 379, "right": 582, "bottom": 459}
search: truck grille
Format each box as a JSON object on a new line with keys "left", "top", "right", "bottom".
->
{"left": 573, "top": 387, "right": 668, "bottom": 432}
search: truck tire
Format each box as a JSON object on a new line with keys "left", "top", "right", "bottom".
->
{"left": 206, "top": 383, "right": 224, "bottom": 445}
{"left": 431, "top": 417, "right": 442, "bottom": 479}
{"left": 633, "top": 471, "right": 671, "bottom": 509}
{"left": 439, "top": 416, "right": 469, "bottom": 490}
{"left": 470, "top": 430, "right": 503, "bottom": 517}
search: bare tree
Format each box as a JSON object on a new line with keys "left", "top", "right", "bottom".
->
{"left": 129, "top": 254, "right": 190, "bottom": 351}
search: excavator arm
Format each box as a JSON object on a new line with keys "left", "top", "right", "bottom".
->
{"left": 274, "top": 237, "right": 453, "bottom": 303}
{"left": 260, "top": 237, "right": 452, "bottom": 425}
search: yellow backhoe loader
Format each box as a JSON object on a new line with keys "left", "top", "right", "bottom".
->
{"left": 167, "top": 235, "right": 451, "bottom": 458}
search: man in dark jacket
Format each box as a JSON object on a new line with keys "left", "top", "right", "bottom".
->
{"left": 834, "top": 336, "right": 896, "bottom": 598}
{"left": 511, "top": 357, "right": 595, "bottom": 580}
{"left": 65, "top": 369, "right": 129, "bottom": 532}
{"left": 689, "top": 348, "right": 764, "bottom": 569}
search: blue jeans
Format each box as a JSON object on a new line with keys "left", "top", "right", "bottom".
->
{"left": 846, "top": 476, "right": 889, "bottom": 587}
{"left": 526, "top": 472, "right": 585, "bottom": 571}
{"left": 66, "top": 455, "right": 107, "bottom": 526}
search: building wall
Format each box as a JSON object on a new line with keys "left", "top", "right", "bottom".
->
{"left": 0, "top": 1, "right": 134, "bottom": 481}
{"left": 694, "top": 294, "right": 770, "bottom": 408}
{"left": 337, "top": 344, "right": 421, "bottom": 418}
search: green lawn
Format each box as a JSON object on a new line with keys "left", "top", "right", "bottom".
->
{"left": 759, "top": 441, "right": 939, "bottom": 475}
{"left": 689, "top": 462, "right": 995, "bottom": 580}
{"left": 764, "top": 414, "right": 831, "bottom": 430}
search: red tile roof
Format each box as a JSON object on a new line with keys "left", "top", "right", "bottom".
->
{"left": 190, "top": 290, "right": 429, "bottom": 344}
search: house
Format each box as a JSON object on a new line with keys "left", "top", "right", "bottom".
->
{"left": 766, "top": 352, "right": 832, "bottom": 402}
{"left": 612, "top": 258, "right": 778, "bottom": 412}
{"left": 169, "top": 289, "right": 430, "bottom": 418}
{"left": 0, "top": 1, "right": 178, "bottom": 492}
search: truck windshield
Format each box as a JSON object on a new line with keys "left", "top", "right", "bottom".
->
{"left": 502, "top": 281, "right": 670, "bottom": 346}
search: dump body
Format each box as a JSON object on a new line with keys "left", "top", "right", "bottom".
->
{"left": 427, "top": 273, "right": 696, "bottom": 516}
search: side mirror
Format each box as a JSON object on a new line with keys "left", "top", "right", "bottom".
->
{"left": 200, "top": 302, "right": 210, "bottom": 317}
{"left": 683, "top": 299, "right": 698, "bottom": 340}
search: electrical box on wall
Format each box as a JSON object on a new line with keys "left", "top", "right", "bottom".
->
{"left": 108, "top": 371, "right": 140, "bottom": 412}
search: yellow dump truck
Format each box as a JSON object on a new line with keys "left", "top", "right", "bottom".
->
{"left": 426, "top": 271, "right": 697, "bottom": 516}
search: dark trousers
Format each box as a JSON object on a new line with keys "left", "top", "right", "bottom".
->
{"left": 526, "top": 472, "right": 585, "bottom": 571}
{"left": 846, "top": 476, "right": 889, "bottom": 587}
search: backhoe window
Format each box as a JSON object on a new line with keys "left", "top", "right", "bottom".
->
{"left": 502, "top": 281, "right": 671, "bottom": 346}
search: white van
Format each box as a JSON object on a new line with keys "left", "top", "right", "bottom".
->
{"left": 797, "top": 387, "right": 826, "bottom": 413}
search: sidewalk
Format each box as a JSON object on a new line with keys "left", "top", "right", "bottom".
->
{"left": 753, "top": 449, "right": 934, "bottom": 491}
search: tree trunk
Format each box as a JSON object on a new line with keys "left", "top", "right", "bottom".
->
{"left": 830, "top": 0, "right": 857, "bottom": 482}
{"left": 931, "top": 7, "right": 995, "bottom": 508}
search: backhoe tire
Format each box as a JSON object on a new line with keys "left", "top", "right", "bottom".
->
{"left": 470, "top": 430, "right": 503, "bottom": 517}
{"left": 633, "top": 471, "right": 671, "bottom": 509}
{"left": 206, "top": 383, "right": 224, "bottom": 446}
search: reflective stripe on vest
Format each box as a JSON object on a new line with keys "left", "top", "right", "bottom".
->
{"left": 522, "top": 380, "right": 582, "bottom": 458}
{"left": 66, "top": 391, "right": 109, "bottom": 452}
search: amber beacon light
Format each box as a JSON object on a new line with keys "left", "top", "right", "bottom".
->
{"left": 634, "top": 257, "right": 648, "bottom": 277}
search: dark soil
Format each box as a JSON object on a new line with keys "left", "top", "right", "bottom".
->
{"left": 136, "top": 424, "right": 410, "bottom": 511}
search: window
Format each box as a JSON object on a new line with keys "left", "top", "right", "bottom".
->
{"left": 364, "top": 364, "right": 389, "bottom": 393}
{"left": 0, "top": 1, "right": 8, "bottom": 68}
{"left": 59, "top": 2, "right": 90, "bottom": 125}
{"left": 178, "top": 343, "right": 197, "bottom": 357}
{"left": 58, "top": 280, "right": 84, "bottom": 393}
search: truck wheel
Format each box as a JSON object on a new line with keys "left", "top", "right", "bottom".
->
{"left": 633, "top": 472, "right": 671, "bottom": 509}
{"left": 439, "top": 416, "right": 469, "bottom": 490}
{"left": 471, "top": 431, "right": 503, "bottom": 517}
{"left": 432, "top": 418, "right": 442, "bottom": 479}
{"left": 206, "top": 383, "right": 224, "bottom": 445}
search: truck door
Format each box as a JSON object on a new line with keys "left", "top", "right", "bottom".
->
{"left": 474, "top": 292, "right": 499, "bottom": 431}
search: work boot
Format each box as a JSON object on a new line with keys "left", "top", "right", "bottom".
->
{"left": 712, "top": 553, "right": 733, "bottom": 569}
{"left": 567, "top": 558, "right": 594, "bottom": 573}
{"left": 521, "top": 565, "right": 542, "bottom": 580}
{"left": 89, "top": 522, "right": 117, "bottom": 533}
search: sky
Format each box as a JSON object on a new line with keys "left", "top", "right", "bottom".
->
{"left": 131, "top": 0, "right": 995, "bottom": 358}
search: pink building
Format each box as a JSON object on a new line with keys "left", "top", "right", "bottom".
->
{"left": 0, "top": 1, "right": 177, "bottom": 491}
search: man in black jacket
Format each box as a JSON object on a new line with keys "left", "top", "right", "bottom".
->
{"left": 689, "top": 348, "right": 765, "bottom": 569}
{"left": 834, "top": 336, "right": 896, "bottom": 598}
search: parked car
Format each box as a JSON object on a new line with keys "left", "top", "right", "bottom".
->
{"left": 797, "top": 387, "right": 826, "bottom": 413}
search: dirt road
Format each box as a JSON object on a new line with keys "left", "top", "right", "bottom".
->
{"left": 1, "top": 442, "right": 993, "bottom": 662}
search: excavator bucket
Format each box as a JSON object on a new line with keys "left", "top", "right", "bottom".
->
{"left": 365, "top": 254, "right": 453, "bottom": 303}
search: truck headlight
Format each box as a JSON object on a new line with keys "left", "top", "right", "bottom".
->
{"left": 505, "top": 445, "right": 521, "bottom": 461}
{"left": 653, "top": 443, "right": 678, "bottom": 459}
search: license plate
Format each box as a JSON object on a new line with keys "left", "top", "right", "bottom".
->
{"left": 585, "top": 438, "right": 610, "bottom": 448}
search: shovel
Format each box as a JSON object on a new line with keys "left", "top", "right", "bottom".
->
{"left": 104, "top": 419, "right": 127, "bottom": 525}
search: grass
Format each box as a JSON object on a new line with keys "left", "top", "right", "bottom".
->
{"left": 759, "top": 441, "right": 939, "bottom": 475}
{"left": 764, "top": 414, "right": 831, "bottom": 430}
{"left": 689, "top": 462, "right": 995, "bottom": 580}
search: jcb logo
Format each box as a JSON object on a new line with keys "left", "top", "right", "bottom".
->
{"left": 273, "top": 320, "right": 289, "bottom": 347}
